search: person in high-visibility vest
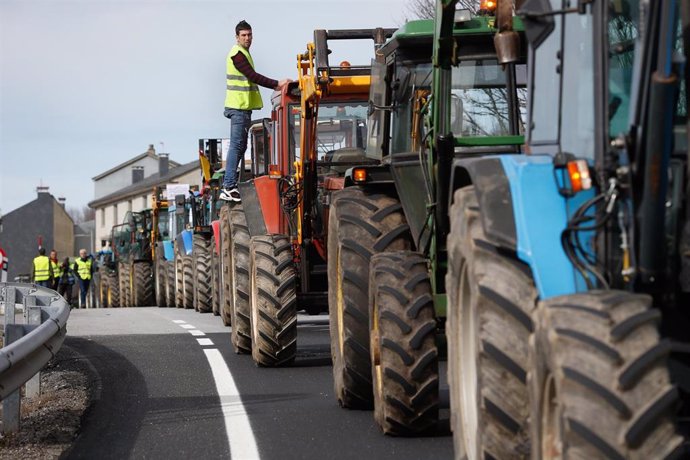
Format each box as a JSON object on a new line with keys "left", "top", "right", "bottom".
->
{"left": 49, "top": 249, "right": 60, "bottom": 290}
{"left": 58, "top": 257, "right": 76, "bottom": 306}
{"left": 220, "top": 19, "right": 291, "bottom": 202}
{"left": 32, "top": 247, "right": 53, "bottom": 288}
{"left": 73, "top": 248, "right": 93, "bottom": 308}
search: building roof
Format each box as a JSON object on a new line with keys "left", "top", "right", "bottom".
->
{"left": 88, "top": 160, "right": 201, "bottom": 208}
{"left": 91, "top": 149, "right": 180, "bottom": 181}
{"left": 3, "top": 190, "right": 75, "bottom": 225}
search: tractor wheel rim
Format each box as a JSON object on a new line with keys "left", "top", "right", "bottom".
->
{"left": 250, "top": 255, "right": 259, "bottom": 346}
{"left": 459, "top": 259, "right": 479, "bottom": 460}
{"left": 336, "top": 245, "right": 345, "bottom": 357}
{"left": 541, "top": 373, "right": 563, "bottom": 459}
{"left": 371, "top": 293, "right": 383, "bottom": 402}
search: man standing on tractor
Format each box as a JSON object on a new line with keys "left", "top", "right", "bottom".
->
{"left": 220, "top": 19, "right": 290, "bottom": 202}
{"left": 73, "top": 248, "right": 93, "bottom": 308}
{"left": 31, "top": 247, "right": 53, "bottom": 288}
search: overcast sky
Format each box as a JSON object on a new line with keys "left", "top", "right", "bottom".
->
{"left": 0, "top": 0, "right": 409, "bottom": 217}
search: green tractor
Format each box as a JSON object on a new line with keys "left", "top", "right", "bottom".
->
{"left": 327, "top": 2, "right": 527, "bottom": 437}
{"left": 105, "top": 210, "right": 156, "bottom": 307}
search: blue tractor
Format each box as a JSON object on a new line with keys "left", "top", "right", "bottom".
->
{"left": 443, "top": 0, "right": 688, "bottom": 458}
{"left": 328, "top": 0, "right": 689, "bottom": 457}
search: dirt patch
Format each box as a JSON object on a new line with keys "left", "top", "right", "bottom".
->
{"left": 0, "top": 344, "right": 96, "bottom": 459}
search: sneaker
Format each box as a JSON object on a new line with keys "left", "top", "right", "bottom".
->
{"left": 220, "top": 187, "right": 241, "bottom": 202}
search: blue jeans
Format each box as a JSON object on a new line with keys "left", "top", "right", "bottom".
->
{"left": 36, "top": 280, "right": 51, "bottom": 288}
{"left": 223, "top": 108, "right": 252, "bottom": 189}
{"left": 78, "top": 278, "right": 90, "bottom": 307}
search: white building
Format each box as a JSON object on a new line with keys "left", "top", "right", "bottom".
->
{"left": 88, "top": 146, "right": 202, "bottom": 249}
{"left": 92, "top": 145, "right": 181, "bottom": 200}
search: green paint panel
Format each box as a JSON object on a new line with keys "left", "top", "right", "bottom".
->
{"left": 454, "top": 135, "right": 524, "bottom": 147}
{"left": 392, "top": 16, "right": 524, "bottom": 42}
{"left": 434, "top": 293, "right": 446, "bottom": 318}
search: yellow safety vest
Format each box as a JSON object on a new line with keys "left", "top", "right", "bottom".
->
{"left": 225, "top": 45, "right": 263, "bottom": 110}
{"left": 33, "top": 255, "right": 51, "bottom": 281}
{"left": 75, "top": 258, "right": 92, "bottom": 280}
{"left": 50, "top": 259, "right": 60, "bottom": 277}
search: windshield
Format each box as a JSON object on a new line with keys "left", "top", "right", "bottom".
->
{"left": 389, "top": 58, "right": 526, "bottom": 153}
{"left": 157, "top": 210, "right": 169, "bottom": 238}
{"left": 288, "top": 102, "right": 368, "bottom": 169}
{"left": 608, "top": 0, "right": 638, "bottom": 138}
{"left": 450, "top": 60, "right": 527, "bottom": 137}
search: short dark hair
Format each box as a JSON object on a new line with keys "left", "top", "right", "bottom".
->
{"left": 39, "top": 248, "right": 46, "bottom": 255}
{"left": 235, "top": 20, "right": 251, "bottom": 36}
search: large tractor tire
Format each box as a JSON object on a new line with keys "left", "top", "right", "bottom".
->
{"left": 118, "top": 263, "right": 131, "bottom": 308}
{"left": 249, "top": 234, "right": 297, "bottom": 367}
{"left": 530, "top": 291, "right": 682, "bottom": 460}
{"left": 219, "top": 205, "right": 233, "bottom": 326}
{"left": 99, "top": 274, "right": 109, "bottom": 308}
{"left": 155, "top": 257, "right": 167, "bottom": 308}
{"left": 175, "top": 247, "right": 184, "bottom": 308}
{"left": 166, "top": 259, "right": 176, "bottom": 308}
{"left": 107, "top": 272, "right": 120, "bottom": 308}
{"left": 230, "top": 205, "right": 252, "bottom": 353}
{"left": 212, "top": 247, "right": 221, "bottom": 316}
{"left": 369, "top": 251, "right": 439, "bottom": 436}
{"left": 133, "top": 262, "right": 154, "bottom": 307}
{"left": 446, "top": 186, "right": 537, "bottom": 460}
{"left": 328, "top": 188, "right": 411, "bottom": 409}
{"left": 193, "top": 234, "right": 213, "bottom": 313}
{"left": 182, "top": 255, "right": 194, "bottom": 309}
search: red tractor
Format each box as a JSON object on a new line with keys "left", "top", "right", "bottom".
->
{"left": 219, "top": 28, "right": 392, "bottom": 366}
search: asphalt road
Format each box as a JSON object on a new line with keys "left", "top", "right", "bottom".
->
{"left": 64, "top": 308, "right": 453, "bottom": 460}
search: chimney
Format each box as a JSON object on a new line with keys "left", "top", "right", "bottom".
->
{"left": 58, "top": 197, "right": 66, "bottom": 208}
{"left": 159, "top": 153, "right": 169, "bottom": 177}
{"left": 132, "top": 166, "right": 145, "bottom": 184}
{"left": 147, "top": 144, "right": 156, "bottom": 155}
{"left": 37, "top": 185, "right": 50, "bottom": 196}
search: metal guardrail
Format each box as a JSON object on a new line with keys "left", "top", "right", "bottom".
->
{"left": 0, "top": 283, "right": 70, "bottom": 432}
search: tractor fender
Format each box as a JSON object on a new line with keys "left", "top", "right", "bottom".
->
{"left": 238, "top": 180, "right": 270, "bottom": 236}
{"left": 175, "top": 230, "right": 194, "bottom": 257}
{"left": 163, "top": 240, "right": 175, "bottom": 261}
{"left": 211, "top": 220, "right": 221, "bottom": 255}
{"left": 450, "top": 154, "right": 589, "bottom": 299}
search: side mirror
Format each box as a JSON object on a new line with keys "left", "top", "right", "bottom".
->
{"left": 519, "top": 0, "right": 556, "bottom": 49}
{"left": 175, "top": 194, "right": 186, "bottom": 215}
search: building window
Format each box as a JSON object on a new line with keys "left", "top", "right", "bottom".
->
{"left": 101, "top": 209, "right": 105, "bottom": 226}
{"left": 113, "top": 204, "right": 117, "bottom": 222}
{"left": 128, "top": 200, "right": 132, "bottom": 211}
{"left": 142, "top": 195, "right": 147, "bottom": 208}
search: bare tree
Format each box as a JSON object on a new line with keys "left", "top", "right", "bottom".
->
{"left": 68, "top": 205, "right": 96, "bottom": 224}
{"left": 404, "top": 0, "right": 480, "bottom": 20}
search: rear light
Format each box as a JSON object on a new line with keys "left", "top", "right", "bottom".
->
{"left": 478, "top": 0, "right": 497, "bottom": 14}
{"left": 269, "top": 164, "right": 282, "bottom": 179}
{"left": 352, "top": 168, "right": 367, "bottom": 183}
{"left": 566, "top": 160, "right": 592, "bottom": 193}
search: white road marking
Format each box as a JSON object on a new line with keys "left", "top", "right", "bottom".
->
{"left": 172, "top": 320, "right": 186, "bottom": 324}
{"left": 179, "top": 324, "right": 195, "bottom": 329}
{"left": 189, "top": 330, "right": 205, "bottom": 336}
{"left": 204, "top": 348, "right": 260, "bottom": 459}
{"left": 197, "top": 338, "right": 214, "bottom": 346}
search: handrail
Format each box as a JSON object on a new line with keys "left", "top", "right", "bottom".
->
{"left": 0, "top": 283, "right": 70, "bottom": 400}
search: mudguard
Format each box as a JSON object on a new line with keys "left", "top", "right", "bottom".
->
{"left": 211, "top": 220, "right": 221, "bottom": 255}
{"left": 450, "top": 154, "right": 592, "bottom": 299}
{"left": 237, "top": 180, "right": 270, "bottom": 236}
{"left": 163, "top": 240, "right": 175, "bottom": 261}
{"left": 175, "top": 230, "right": 193, "bottom": 257}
